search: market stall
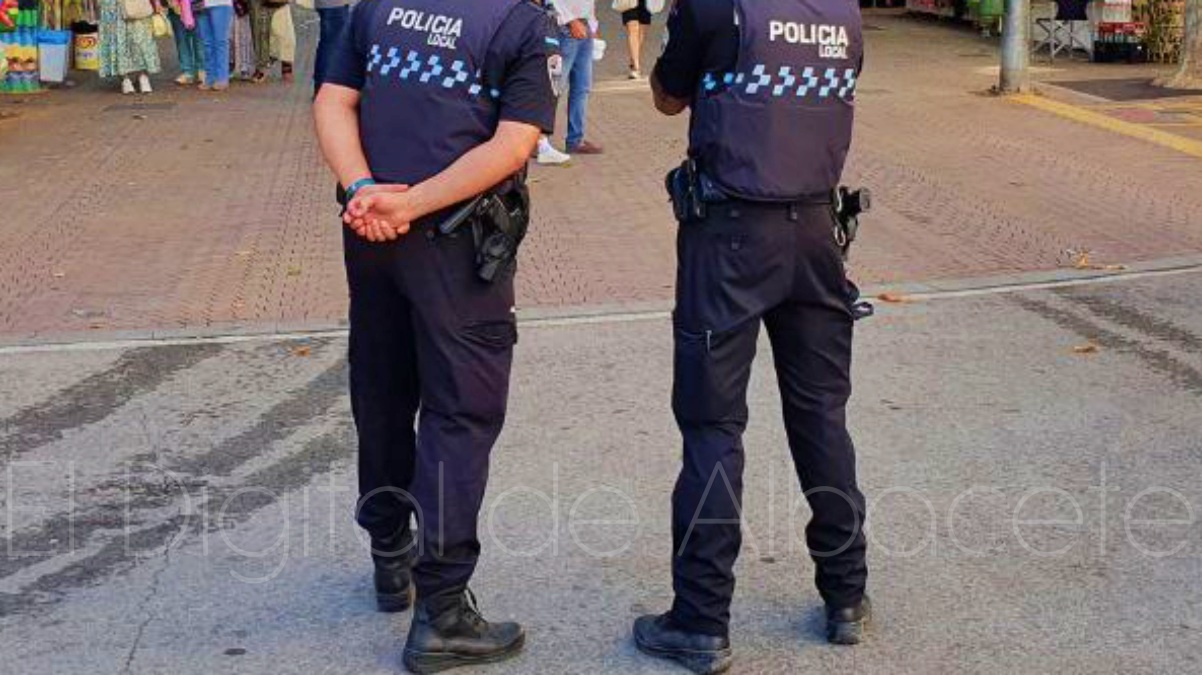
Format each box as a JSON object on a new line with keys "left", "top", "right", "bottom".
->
{"left": 907, "top": 0, "right": 1183, "bottom": 63}
{"left": 1, "top": 0, "right": 95, "bottom": 94}
{"left": 906, "top": 0, "right": 1007, "bottom": 33}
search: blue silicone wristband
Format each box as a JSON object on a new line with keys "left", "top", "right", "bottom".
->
{"left": 345, "top": 177, "right": 376, "bottom": 203}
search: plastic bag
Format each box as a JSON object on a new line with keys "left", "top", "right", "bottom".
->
{"left": 151, "top": 12, "right": 170, "bottom": 37}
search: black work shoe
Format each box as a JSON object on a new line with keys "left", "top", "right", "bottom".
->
{"left": 826, "top": 595, "right": 871, "bottom": 645}
{"left": 402, "top": 591, "right": 525, "bottom": 674}
{"left": 633, "top": 613, "right": 732, "bottom": 675}
{"left": 372, "top": 529, "right": 415, "bottom": 613}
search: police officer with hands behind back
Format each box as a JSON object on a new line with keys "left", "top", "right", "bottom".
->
{"left": 634, "top": 0, "right": 870, "bottom": 672}
{"left": 313, "top": 0, "right": 557, "bottom": 671}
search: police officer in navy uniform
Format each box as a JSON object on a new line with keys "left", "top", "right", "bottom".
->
{"left": 633, "top": 0, "right": 869, "bottom": 672}
{"left": 313, "top": 0, "right": 557, "bottom": 671}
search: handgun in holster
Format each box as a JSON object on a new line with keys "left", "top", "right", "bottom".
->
{"left": 833, "top": 186, "right": 871, "bottom": 261}
{"left": 666, "top": 159, "right": 723, "bottom": 223}
{"left": 832, "top": 186, "right": 875, "bottom": 320}
{"left": 438, "top": 176, "right": 531, "bottom": 284}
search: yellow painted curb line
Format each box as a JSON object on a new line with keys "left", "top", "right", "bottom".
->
{"left": 1010, "top": 93, "right": 1202, "bottom": 160}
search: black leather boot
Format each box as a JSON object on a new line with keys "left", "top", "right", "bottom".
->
{"left": 402, "top": 591, "right": 525, "bottom": 674}
{"left": 372, "top": 528, "right": 415, "bottom": 613}
{"left": 633, "top": 613, "right": 732, "bottom": 675}
{"left": 826, "top": 595, "right": 871, "bottom": 645}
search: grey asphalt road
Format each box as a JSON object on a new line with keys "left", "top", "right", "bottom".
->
{"left": 2, "top": 272, "right": 1202, "bottom": 674}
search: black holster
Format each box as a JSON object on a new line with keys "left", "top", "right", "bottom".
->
{"left": 439, "top": 176, "right": 530, "bottom": 284}
{"left": 666, "top": 159, "right": 728, "bottom": 223}
{"left": 833, "top": 186, "right": 871, "bottom": 261}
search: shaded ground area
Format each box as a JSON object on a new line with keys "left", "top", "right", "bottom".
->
{"left": 2, "top": 271, "right": 1202, "bottom": 673}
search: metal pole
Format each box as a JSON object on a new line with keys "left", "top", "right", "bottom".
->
{"left": 999, "top": 0, "right": 1031, "bottom": 93}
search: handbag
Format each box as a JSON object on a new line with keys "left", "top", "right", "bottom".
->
{"left": 151, "top": 12, "right": 170, "bottom": 37}
{"left": 612, "top": 0, "right": 638, "bottom": 12}
{"left": 122, "top": 0, "right": 155, "bottom": 21}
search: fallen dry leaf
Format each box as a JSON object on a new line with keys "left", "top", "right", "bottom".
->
{"left": 876, "top": 292, "right": 911, "bottom": 304}
{"left": 1070, "top": 251, "right": 1127, "bottom": 272}
{"left": 1072, "top": 343, "right": 1100, "bottom": 355}
{"left": 292, "top": 346, "right": 312, "bottom": 357}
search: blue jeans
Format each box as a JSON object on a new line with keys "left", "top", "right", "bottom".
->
{"left": 167, "top": 11, "right": 205, "bottom": 77}
{"left": 559, "top": 30, "right": 594, "bottom": 150}
{"left": 315, "top": 5, "right": 349, "bottom": 90}
{"left": 196, "top": 6, "right": 233, "bottom": 86}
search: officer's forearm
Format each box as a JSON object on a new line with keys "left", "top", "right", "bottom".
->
{"left": 405, "top": 121, "right": 540, "bottom": 220}
{"left": 313, "top": 85, "right": 372, "bottom": 189}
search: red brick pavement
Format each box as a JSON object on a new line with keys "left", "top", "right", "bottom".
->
{"left": 3, "top": 11, "right": 1202, "bottom": 340}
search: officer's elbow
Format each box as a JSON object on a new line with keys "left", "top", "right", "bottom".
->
{"left": 495, "top": 123, "right": 541, "bottom": 173}
{"left": 506, "top": 143, "right": 534, "bottom": 174}
{"left": 651, "top": 77, "right": 688, "bottom": 116}
{"left": 654, "top": 97, "right": 688, "bottom": 116}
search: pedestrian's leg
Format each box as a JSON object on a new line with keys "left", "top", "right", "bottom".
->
{"left": 249, "top": 0, "right": 272, "bottom": 78}
{"left": 625, "top": 20, "right": 641, "bottom": 74}
{"left": 405, "top": 231, "right": 517, "bottom": 611}
{"left": 195, "top": 12, "right": 214, "bottom": 85}
{"left": 566, "top": 37, "right": 594, "bottom": 150}
{"left": 762, "top": 213, "right": 867, "bottom": 610}
{"left": 167, "top": 11, "right": 195, "bottom": 79}
{"left": 188, "top": 28, "right": 205, "bottom": 79}
{"left": 270, "top": 5, "right": 295, "bottom": 81}
{"left": 208, "top": 6, "right": 233, "bottom": 86}
{"left": 344, "top": 232, "right": 421, "bottom": 545}
{"left": 556, "top": 33, "right": 582, "bottom": 149}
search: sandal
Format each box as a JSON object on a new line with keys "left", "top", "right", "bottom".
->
{"left": 175, "top": 74, "right": 196, "bottom": 86}
{"left": 251, "top": 70, "right": 268, "bottom": 84}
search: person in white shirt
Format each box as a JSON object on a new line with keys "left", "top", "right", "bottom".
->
{"left": 539, "top": 0, "right": 603, "bottom": 163}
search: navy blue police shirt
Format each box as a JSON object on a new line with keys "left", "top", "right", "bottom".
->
{"left": 655, "top": 0, "right": 863, "bottom": 105}
{"left": 653, "top": 0, "right": 739, "bottom": 101}
{"left": 323, "top": 0, "right": 559, "bottom": 186}
{"left": 654, "top": 0, "right": 865, "bottom": 199}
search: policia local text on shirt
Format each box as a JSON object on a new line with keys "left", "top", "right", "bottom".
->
{"left": 312, "top": 0, "right": 557, "bottom": 672}
{"left": 634, "top": 0, "right": 872, "bottom": 673}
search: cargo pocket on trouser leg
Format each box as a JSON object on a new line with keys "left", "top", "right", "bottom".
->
{"left": 671, "top": 321, "right": 761, "bottom": 427}
{"left": 463, "top": 319, "right": 518, "bottom": 350}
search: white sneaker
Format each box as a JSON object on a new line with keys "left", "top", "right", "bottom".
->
{"left": 138, "top": 74, "right": 153, "bottom": 94}
{"left": 628, "top": 68, "right": 642, "bottom": 80}
{"left": 121, "top": 77, "right": 135, "bottom": 95}
{"left": 536, "top": 138, "right": 571, "bottom": 166}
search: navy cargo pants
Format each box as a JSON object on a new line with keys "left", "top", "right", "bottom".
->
{"left": 343, "top": 222, "right": 517, "bottom": 610}
{"left": 669, "top": 201, "right": 868, "bottom": 637}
